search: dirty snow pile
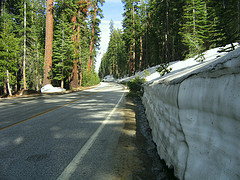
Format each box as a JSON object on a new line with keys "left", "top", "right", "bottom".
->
{"left": 121, "top": 43, "right": 240, "bottom": 180}
{"left": 41, "top": 84, "right": 66, "bottom": 93}
{"left": 102, "top": 75, "right": 115, "bottom": 82}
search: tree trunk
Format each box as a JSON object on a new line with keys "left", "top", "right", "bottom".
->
{"left": 88, "top": 4, "right": 98, "bottom": 72}
{"left": 36, "top": 43, "right": 40, "bottom": 91}
{"left": 172, "top": 36, "right": 175, "bottom": 61}
{"left": 79, "top": 69, "right": 82, "bottom": 87}
{"left": 70, "top": 59, "right": 78, "bottom": 89}
{"left": 139, "top": 35, "right": 143, "bottom": 70}
{"left": 23, "top": 0, "right": 27, "bottom": 89}
{"left": 129, "top": 2, "right": 135, "bottom": 76}
{"left": 6, "top": 70, "right": 12, "bottom": 96}
{"left": 15, "top": 71, "right": 18, "bottom": 92}
{"left": 61, "top": 24, "right": 65, "bottom": 89}
{"left": 132, "top": 3, "right": 136, "bottom": 74}
{"left": 69, "top": 15, "right": 79, "bottom": 89}
{"left": 0, "top": 0, "right": 3, "bottom": 16}
{"left": 4, "top": 81, "right": 7, "bottom": 95}
{"left": 165, "top": 0, "right": 170, "bottom": 62}
{"left": 61, "top": 78, "right": 64, "bottom": 89}
{"left": 43, "top": 0, "right": 54, "bottom": 86}
{"left": 238, "top": 0, "right": 240, "bottom": 36}
{"left": 115, "top": 63, "right": 118, "bottom": 78}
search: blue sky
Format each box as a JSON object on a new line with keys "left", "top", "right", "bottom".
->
{"left": 95, "top": 0, "right": 124, "bottom": 72}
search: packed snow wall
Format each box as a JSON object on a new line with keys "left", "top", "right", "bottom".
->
{"left": 142, "top": 48, "right": 240, "bottom": 180}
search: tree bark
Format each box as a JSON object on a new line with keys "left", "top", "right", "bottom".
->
{"left": 88, "top": 3, "right": 98, "bottom": 72}
{"left": 165, "top": 0, "right": 170, "bottom": 62}
{"left": 61, "top": 23, "right": 65, "bottom": 89}
{"left": 69, "top": 0, "right": 89, "bottom": 89}
{"left": 23, "top": 0, "right": 27, "bottom": 89}
{"left": 139, "top": 35, "right": 143, "bottom": 70}
{"left": 132, "top": 3, "right": 136, "bottom": 74}
{"left": 238, "top": 0, "right": 240, "bottom": 35}
{"left": 36, "top": 45, "right": 40, "bottom": 91}
{"left": 6, "top": 70, "right": 12, "bottom": 96}
{"left": 129, "top": 2, "right": 135, "bottom": 76}
{"left": 69, "top": 15, "right": 79, "bottom": 89}
{"left": 69, "top": 59, "right": 78, "bottom": 89}
{"left": 43, "top": 0, "right": 54, "bottom": 86}
{"left": 4, "top": 81, "right": 7, "bottom": 95}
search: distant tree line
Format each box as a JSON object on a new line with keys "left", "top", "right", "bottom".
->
{"left": 99, "top": 0, "right": 240, "bottom": 79}
{"left": 0, "top": 0, "right": 104, "bottom": 96}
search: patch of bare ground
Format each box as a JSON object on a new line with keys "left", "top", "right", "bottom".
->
{"left": 113, "top": 95, "right": 178, "bottom": 180}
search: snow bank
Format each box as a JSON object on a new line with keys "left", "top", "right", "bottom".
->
{"left": 119, "top": 43, "right": 239, "bottom": 84}
{"left": 102, "top": 75, "right": 116, "bottom": 82}
{"left": 130, "top": 44, "right": 240, "bottom": 180}
{"left": 41, "top": 84, "right": 66, "bottom": 93}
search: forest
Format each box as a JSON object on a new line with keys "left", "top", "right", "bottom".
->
{"left": 1, "top": 0, "right": 240, "bottom": 96}
{"left": 0, "top": 0, "right": 104, "bottom": 96}
{"left": 99, "top": 0, "right": 240, "bottom": 79}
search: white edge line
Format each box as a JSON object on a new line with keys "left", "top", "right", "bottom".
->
{"left": 57, "top": 91, "right": 125, "bottom": 180}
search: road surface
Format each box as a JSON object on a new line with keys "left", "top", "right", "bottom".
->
{"left": 0, "top": 82, "right": 127, "bottom": 180}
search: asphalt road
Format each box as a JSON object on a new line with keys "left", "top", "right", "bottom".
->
{"left": 0, "top": 82, "right": 127, "bottom": 180}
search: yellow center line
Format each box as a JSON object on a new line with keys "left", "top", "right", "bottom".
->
{"left": 0, "top": 86, "right": 110, "bottom": 132}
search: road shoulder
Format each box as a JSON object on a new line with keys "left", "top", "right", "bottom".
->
{"left": 113, "top": 95, "right": 178, "bottom": 179}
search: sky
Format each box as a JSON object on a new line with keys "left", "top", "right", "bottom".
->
{"left": 95, "top": 0, "right": 124, "bottom": 72}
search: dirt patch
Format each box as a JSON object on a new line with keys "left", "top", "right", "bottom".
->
{"left": 113, "top": 95, "right": 178, "bottom": 180}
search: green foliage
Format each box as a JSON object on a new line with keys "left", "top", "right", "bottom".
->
{"left": 156, "top": 63, "right": 172, "bottom": 76}
{"left": 0, "top": 0, "right": 46, "bottom": 93}
{"left": 0, "top": 10, "right": 19, "bottom": 92}
{"left": 214, "top": 0, "right": 240, "bottom": 46}
{"left": 143, "top": 70, "right": 151, "bottom": 77}
{"left": 100, "top": 0, "right": 240, "bottom": 80}
{"left": 1, "top": 0, "right": 240, "bottom": 94}
{"left": 180, "top": 0, "right": 226, "bottom": 59}
{"left": 126, "top": 75, "right": 146, "bottom": 93}
{"left": 82, "top": 71, "right": 100, "bottom": 87}
{"left": 52, "top": 0, "right": 75, "bottom": 88}
{"left": 98, "top": 25, "right": 127, "bottom": 79}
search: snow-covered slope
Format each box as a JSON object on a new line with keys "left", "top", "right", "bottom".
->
{"left": 122, "top": 44, "right": 240, "bottom": 180}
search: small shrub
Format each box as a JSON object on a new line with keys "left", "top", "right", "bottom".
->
{"left": 156, "top": 63, "right": 172, "bottom": 76}
{"left": 194, "top": 53, "right": 205, "bottom": 62}
{"left": 82, "top": 71, "right": 100, "bottom": 87}
{"left": 143, "top": 70, "right": 151, "bottom": 77}
{"left": 127, "top": 75, "right": 146, "bottom": 94}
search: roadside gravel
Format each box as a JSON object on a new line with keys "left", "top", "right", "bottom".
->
{"left": 113, "top": 94, "right": 178, "bottom": 180}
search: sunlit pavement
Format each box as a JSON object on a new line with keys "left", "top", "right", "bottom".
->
{"left": 0, "top": 82, "right": 127, "bottom": 179}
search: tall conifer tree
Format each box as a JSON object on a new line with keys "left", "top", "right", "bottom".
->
{"left": 43, "top": 0, "right": 54, "bottom": 86}
{"left": 52, "top": 0, "right": 75, "bottom": 88}
{"left": 0, "top": 10, "right": 19, "bottom": 95}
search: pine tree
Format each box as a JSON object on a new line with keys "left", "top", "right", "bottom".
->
{"left": 0, "top": 0, "right": 46, "bottom": 93}
{"left": 88, "top": 0, "right": 104, "bottom": 71}
{"left": 23, "top": 0, "right": 27, "bottom": 89}
{"left": 138, "top": 0, "right": 148, "bottom": 70}
{"left": 52, "top": 0, "right": 75, "bottom": 88}
{"left": 115, "top": 28, "right": 127, "bottom": 77}
{"left": 0, "top": 10, "right": 19, "bottom": 95}
{"left": 98, "top": 25, "right": 127, "bottom": 79}
{"left": 28, "top": 0, "right": 45, "bottom": 90}
{"left": 215, "top": 0, "right": 240, "bottom": 47}
{"left": 122, "top": 0, "right": 140, "bottom": 76}
{"left": 204, "top": 0, "right": 225, "bottom": 48}
{"left": 43, "top": 0, "right": 54, "bottom": 86}
{"left": 69, "top": 0, "right": 90, "bottom": 89}
{"left": 181, "top": 0, "right": 209, "bottom": 59}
